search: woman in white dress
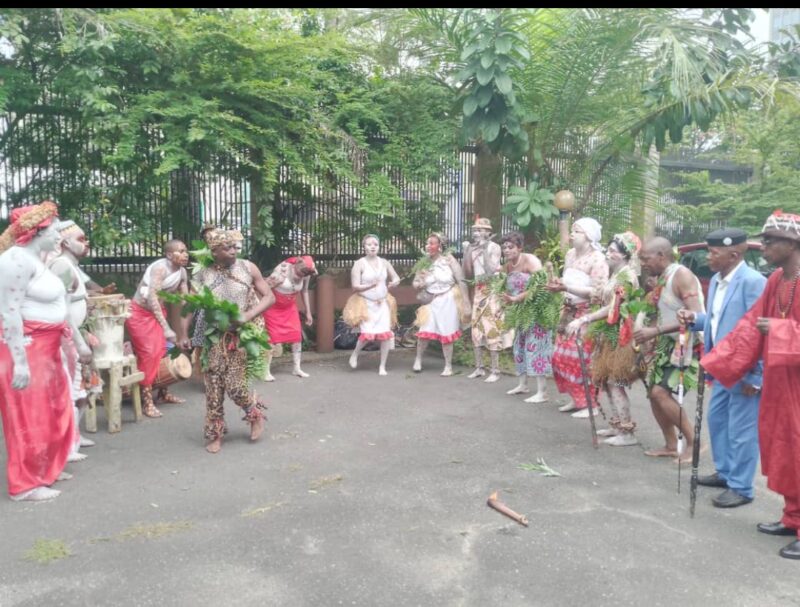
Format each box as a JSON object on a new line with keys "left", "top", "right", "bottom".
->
{"left": 345, "top": 234, "right": 401, "bottom": 375}
{"left": 412, "top": 233, "right": 471, "bottom": 376}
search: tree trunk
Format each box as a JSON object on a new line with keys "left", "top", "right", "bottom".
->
{"left": 247, "top": 147, "right": 274, "bottom": 269}
{"left": 473, "top": 142, "right": 503, "bottom": 235}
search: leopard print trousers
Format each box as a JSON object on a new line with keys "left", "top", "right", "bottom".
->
{"left": 204, "top": 340, "right": 266, "bottom": 441}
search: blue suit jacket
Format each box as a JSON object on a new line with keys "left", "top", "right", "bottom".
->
{"left": 693, "top": 263, "right": 767, "bottom": 388}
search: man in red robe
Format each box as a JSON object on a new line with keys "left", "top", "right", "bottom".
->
{"left": 702, "top": 210, "right": 800, "bottom": 560}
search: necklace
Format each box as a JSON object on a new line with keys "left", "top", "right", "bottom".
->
{"left": 508, "top": 254, "right": 525, "bottom": 272}
{"left": 777, "top": 270, "right": 800, "bottom": 319}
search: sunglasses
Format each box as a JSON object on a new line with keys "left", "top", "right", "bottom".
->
{"left": 761, "top": 236, "right": 792, "bottom": 246}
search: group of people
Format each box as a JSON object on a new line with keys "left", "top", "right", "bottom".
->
{"left": 123, "top": 228, "right": 320, "bottom": 453}
{"left": 1, "top": 200, "right": 799, "bottom": 561}
{"left": 393, "top": 210, "right": 799, "bottom": 561}
{"left": 0, "top": 203, "right": 322, "bottom": 500}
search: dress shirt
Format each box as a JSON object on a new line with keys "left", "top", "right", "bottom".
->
{"left": 710, "top": 260, "right": 745, "bottom": 343}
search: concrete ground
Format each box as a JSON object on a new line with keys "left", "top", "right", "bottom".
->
{"left": 1, "top": 348, "right": 799, "bottom": 607}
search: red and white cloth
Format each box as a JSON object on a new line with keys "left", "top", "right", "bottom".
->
{"left": 125, "top": 301, "right": 166, "bottom": 387}
{"left": 0, "top": 321, "right": 74, "bottom": 496}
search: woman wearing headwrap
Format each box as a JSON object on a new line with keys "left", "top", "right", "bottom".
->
{"left": 566, "top": 231, "right": 642, "bottom": 445}
{"left": 344, "top": 234, "right": 401, "bottom": 375}
{"left": 193, "top": 229, "right": 274, "bottom": 454}
{"left": 412, "top": 232, "right": 471, "bottom": 376}
{"left": 0, "top": 201, "right": 91, "bottom": 501}
{"left": 547, "top": 217, "right": 609, "bottom": 417}
{"left": 263, "top": 255, "right": 317, "bottom": 379}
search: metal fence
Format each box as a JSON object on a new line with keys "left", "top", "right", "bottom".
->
{"left": 1, "top": 105, "right": 747, "bottom": 283}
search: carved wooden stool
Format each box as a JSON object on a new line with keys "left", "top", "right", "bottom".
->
{"left": 85, "top": 354, "right": 144, "bottom": 433}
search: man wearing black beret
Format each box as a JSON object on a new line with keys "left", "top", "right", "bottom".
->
{"left": 679, "top": 228, "right": 766, "bottom": 508}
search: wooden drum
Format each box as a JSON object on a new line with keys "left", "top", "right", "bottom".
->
{"left": 87, "top": 294, "right": 130, "bottom": 366}
{"left": 153, "top": 353, "right": 192, "bottom": 388}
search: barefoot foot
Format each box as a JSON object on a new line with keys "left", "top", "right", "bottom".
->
{"left": 644, "top": 447, "right": 679, "bottom": 458}
{"left": 206, "top": 438, "right": 222, "bottom": 454}
{"left": 250, "top": 416, "right": 264, "bottom": 441}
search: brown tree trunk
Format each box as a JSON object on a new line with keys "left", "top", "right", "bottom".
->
{"left": 473, "top": 143, "right": 503, "bottom": 233}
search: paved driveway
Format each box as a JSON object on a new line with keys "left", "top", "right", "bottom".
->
{"left": 1, "top": 350, "right": 798, "bottom": 606}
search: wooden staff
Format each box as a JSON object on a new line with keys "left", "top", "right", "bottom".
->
{"left": 676, "top": 325, "right": 687, "bottom": 494}
{"left": 487, "top": 491, "right": 529, "bottom": 527}
{"left": 689, "top": 365, "right": 707, "bottom": 518}
{"left": 575, "top": 334, "right": 599, "bottom": 449}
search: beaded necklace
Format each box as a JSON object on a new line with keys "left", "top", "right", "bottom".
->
{"left": 777, "top": 269, "right": 800, "bottom": 319}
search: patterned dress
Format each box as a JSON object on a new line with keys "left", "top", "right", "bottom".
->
{"left": 507, "top": 271, "right": 553, "bottom": 377}
{"left": 468, "top": 242, "right": 512, "bottom": 351}
{"left": 552, "top": 249, "right": 608, "bottom": 409}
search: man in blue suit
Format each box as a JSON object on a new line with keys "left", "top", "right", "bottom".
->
{"left": 678, "top": 228, "right": 767, "bottom": 508}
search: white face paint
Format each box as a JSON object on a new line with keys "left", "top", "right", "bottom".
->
{"left": 570, "top": 225, "right": 588, "bottom": 249}
{"left": 363, "top": 236, "right": 379, "bottom": 257}
{"left": 472, "top": 228, "right": 490, "bottom": 245}
{"left": 605, "top": 241, "right": 625, "bottom": 271}
{"left": 62, "top": 228, "right": 89, "bottom": 259}
{"left": 36, "top": 224, "right": 62, "bottom": 253}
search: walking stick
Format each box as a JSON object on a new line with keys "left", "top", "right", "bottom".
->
{"left": 575, "top": 334, "right": 599, "bottom": 449}
{"left": 689, "top": 364, "right": 706, "bottom": 518}
{"left": 676, "top": 325, "right": 687, "bottom": 494}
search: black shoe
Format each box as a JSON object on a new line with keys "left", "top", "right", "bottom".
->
{"left": 711, "top": 489, "right": 753, "bottom": 508}
{"left": 779, "top": 540, "right": 800, "bottom": 560}
{"left": 757, "top": 521, "right": 797, "bottom": 536}
{"left": 697, "top": 472, "right": 728, "bottom": 488}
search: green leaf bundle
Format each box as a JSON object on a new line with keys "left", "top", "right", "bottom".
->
{"left": 503, "top": 270, "right": 561, "bottom": 331}
{"left": 160, "top": 287, "right": 271, "bottom": 382}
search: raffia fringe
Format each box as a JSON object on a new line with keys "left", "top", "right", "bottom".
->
{"left": 593, "top": 340, "right": 641, "bottom": 384}
{"left": 342, "top": 293, "right": 369, "bottom": 327}
{"left": 414, "top": 304, "right": 431, "bottom": 328}
{"left": 387, "top": 293, "right": 398, "bottom": 328}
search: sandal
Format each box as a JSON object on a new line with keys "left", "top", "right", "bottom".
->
{"left": 142, "top": 387, "right": 163, "bottom": 418}
{"left": 157, "top": 388, "right": 185, "bottom": 404}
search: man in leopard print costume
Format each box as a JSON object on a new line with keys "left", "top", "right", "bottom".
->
{"left": 194, "top": 230, "right": 275, "bottom": 454}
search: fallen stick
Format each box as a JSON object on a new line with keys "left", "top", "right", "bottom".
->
{"left": 487, "top": 491, "right": 528, "bottom": 527}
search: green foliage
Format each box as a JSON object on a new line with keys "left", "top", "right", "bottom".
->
{"left": 518, "top": 458, "right": 561, "bottom": 477}
{"left": 189, "top": 240, "right": 214, "bottom": 272}
{"left": 238, "top": 320, "right": 271, "bottom": 380}
{"left": 160, "top": 286, "right": 271, "bottom": 381}
{"left": 409, "top": 247, "right": 456, "bottom": 276}
{"left": 533, "top": 233, "right": 564, "bottom": 274}
{"left": 502, "top": 180, "right": 557, "bottom": 228}
{"left": 23, "top": 539, "right": 71, "bottom": 564}
{"left": 662, "top": 95, "right": 800, "bottom": 237}
{"left": 503, "top": 270, "right": 561, "bottom": 331}
{"left": 648, "top": 334, "right": 700, "bottom": 391}
{"left": 409, "top": 255, "right": 433, "bottom": 276}
{"left": 455, "top": 9, "right": 530, "bottom": 158}
{"left": 587, "top": 280, "right": 653, "bottom": 349}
